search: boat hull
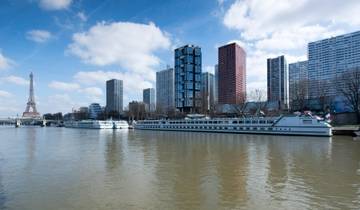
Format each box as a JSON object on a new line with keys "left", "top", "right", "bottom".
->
{"left": 134, "top": 116, "right": 332, "bottom": 137}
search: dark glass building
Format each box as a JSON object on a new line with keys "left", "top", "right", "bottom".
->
{"left": 175, "top": 45, "right": 202, "bottom": 113}
{"left": 143, "top": 88, "right": 156, "bottom": 112}
{"left": 218, "top": 43, "right": 246, "bottom": 105}
{"left": 156, "top": 67, "right": 175, "bottom": 113}
{"left": 201, "top": 72, "right": 215, "bottom": 113}
{"left": 106, "top": 79, "right": 123, "bottom": 113}
{"left": 267, "top": 55, "right": 289, "bottom": 108}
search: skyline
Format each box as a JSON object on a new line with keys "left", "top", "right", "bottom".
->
{"left": 1, "top": 0, "right": 360, "bottom": 117}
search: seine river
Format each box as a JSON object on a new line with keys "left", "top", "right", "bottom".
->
{"left": 1, "top": 127, "right": 360, "bottom": 210}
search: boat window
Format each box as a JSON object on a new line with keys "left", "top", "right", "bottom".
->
{"left": 239, "top": 121, "right": 243, "bottom": 124}
{"left": 252, "top": 120, "right": 257, "bottom": 124}
{"left": 232, "top": 121, "right": 238, "bottom": 124}
{"left": 303, "top": 120, "right": 312, "bottom": 124}
{"left": 245, "top": 121, "right": 251, "bottom": 124}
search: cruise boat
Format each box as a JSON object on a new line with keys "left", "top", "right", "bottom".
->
{"left": 134, "top": 115, "right": 332, "bottom": 137}
{"left": 113, "top": 120, "right": 129, "bottom": 129}
{"left": 64, "top": 120, "right": 114, "bottom": 129}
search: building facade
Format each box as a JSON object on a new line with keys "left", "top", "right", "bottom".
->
{"left": 218, "top": 43, "right": 246, "bottom": 105}
{"left": 175, "top": 45, "right": 202, "bottom": 113}
{"left": 308, "top": 31, "right": 360, "bottom": 111}
{"left": 106, "top": 79, "right": 123, "bottom": 113}
{"left": 289, "top": 61, "right": 308, "bottom": 108}
{"left": 143, "top": 88, "right": 156, "bottom": 112}
{"left": 267, "top": 55, "right": 289, "bottom": 108}
{"left": 201, "top": 72, "right": 215, "bottom": 113}
{"left": 89, "top": 103, "right": 102, "bottom": 119}
{"left": 214, "top": 64, "right": 219, "bottom": 105}
{"left": 156, "top": 68, "right": 175, "bottom": 113}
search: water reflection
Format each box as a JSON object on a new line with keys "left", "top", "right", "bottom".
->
{"left": 1, "top": 128, "right": 360, "bottom": 209}
{"left": 25, "top": 128, "right": 37, "bottom": 171}
{"left": 0, "top": 162, "right": 6, "bottom": 210}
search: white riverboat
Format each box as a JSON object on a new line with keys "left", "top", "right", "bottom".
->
{"left": 65, "top": 120, "right": 114, "bottom": 129}
{"left": 65, "top": 120, "right": 130, "bottom": 129}
{"left": 134, "top": 115, "right": 332, "bottom": 137}
{"left": 113, "top": 120, "right": 129, "bottom": 129}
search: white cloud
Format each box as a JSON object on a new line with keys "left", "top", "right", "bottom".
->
{"left": 74, "top": 70, "right": 153, "bottom": 104}
{"left": 48, "top": 81, "right": 80, "bottom": 91}
{"left": 67, "top": 21, "right": 171, "bottom": 81}
{"left": 78, "top": 87, "right": 103, "bottom": 102}
{"left": 222, "top": 0, "right": 360, "bottom": 93}
{"left": 0, "top": 53, "right": 14, "bottom": 70}
{"left": 26, "top": 30, "right": 52, "bottom": 43}
{"left": 78, "top": 87, "right": 102, "bottom": 96}
{"left": 0, "top": 75, "right": 28, "bottom": 86}
{"left": 39, "top": 0, "right": 72, "bottom": 10}
{"left": 43, "top": 94, "right": 80, "bottom": 114}
{"left": 74, "top": 70, "right": 152, "bottom": 91}
{"left": 77, "top": 12, "right": 87, "bottom": 22}
{"left": 0, "top": 90, "right": 12, "bottom": 98}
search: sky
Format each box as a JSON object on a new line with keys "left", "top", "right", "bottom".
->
{"left": 0, "top": 0, "right": 360, "bottom": 117}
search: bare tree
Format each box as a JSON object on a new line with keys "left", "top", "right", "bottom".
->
{"left": 248, "top": 89, "right": 267, "bottom": 116}
{"left": 290, "top": 79, "right": 308, "bottom": 111}
{"left": 338, "top": 67, "right": 360, "bottom": 122}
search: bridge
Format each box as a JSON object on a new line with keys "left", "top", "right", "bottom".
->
{"left": 0, "top": 117, "right": 62, "bottom": 127}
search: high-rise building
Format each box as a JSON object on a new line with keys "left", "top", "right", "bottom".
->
{"left": 156, "top": 68, "right": 175, "bottom": 113}
{"left": 106, "top": 79, "right": 123, "bottom": 113}
{"left": 214, "top": 64, "right": 219, "bottom": 105}
{"left": 175, "top": 45, "right": 202, "bottom": 113}
{"left": 289, "top": 61, "right": 308, "bottom": 103}
{"left": 218, "top": 43, "right": 246, "bottom": 105}
{"left": 143, "top": 88, "right": 156, "bottom": 112}
{"left": 89, "top": 103, "right": 102, "bottom": 119}
{"left": 308, "top": 31, "right": 360, "bottom": 100}
{"left": 201, "top": 72, "right": 215, "bottom": 112}
{"left": 267, "top": 55, "right": 289, "bottom": 108}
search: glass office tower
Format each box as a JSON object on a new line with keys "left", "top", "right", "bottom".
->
{"left": 175, "top": 45, "right": 202, "bottom": 113}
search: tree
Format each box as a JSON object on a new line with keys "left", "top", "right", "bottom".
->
{"left": 338, "top": 67, "right": 360, "bottom": 122}
{"left": 290, "top": 79, "right": 308, "bottom": 111}
{"left": 248, "top": 89, "right": 267, "bottom": 116}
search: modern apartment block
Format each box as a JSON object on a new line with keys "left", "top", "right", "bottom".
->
{"left": 218, "top": 43, "right": 246, "bottom": 105}
{"left": 267, "top": 55, "right": 289, "bottom": 108}
{"left": 289, "top": 61, "right": 308, "bottom": 102}
{"left": 89, "top": 103, "right": 102, "bottom": 119}
{"left": 308, "top": 31, "right": 360, "bottom": 100}
{"left": 106, "top": 79, "right": 123, "bottom": 113}
{"left": 200, "top": 72, "right": 215, "bottom": 112}
{"left": 143, "top": 88, "right": 156, "bottom": 112}
{"left": 214, "top": 64, "right": 219, "bottom": 105}
{"left": 174, "top": 45, "right": 202, "bottom": 113}
{"left": 156, "top": 67, "right": 175, "bottom": 113}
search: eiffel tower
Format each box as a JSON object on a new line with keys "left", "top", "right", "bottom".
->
{"left": 23, "top": 72, "right": 40, "bottom": 118}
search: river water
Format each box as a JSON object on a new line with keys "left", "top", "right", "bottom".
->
{"left": 0, "top": 127, "right": 360, "bottom": 210}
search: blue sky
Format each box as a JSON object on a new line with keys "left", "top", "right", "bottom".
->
{"left": 0, "top": 0, "right": 359, "bottom": 117}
